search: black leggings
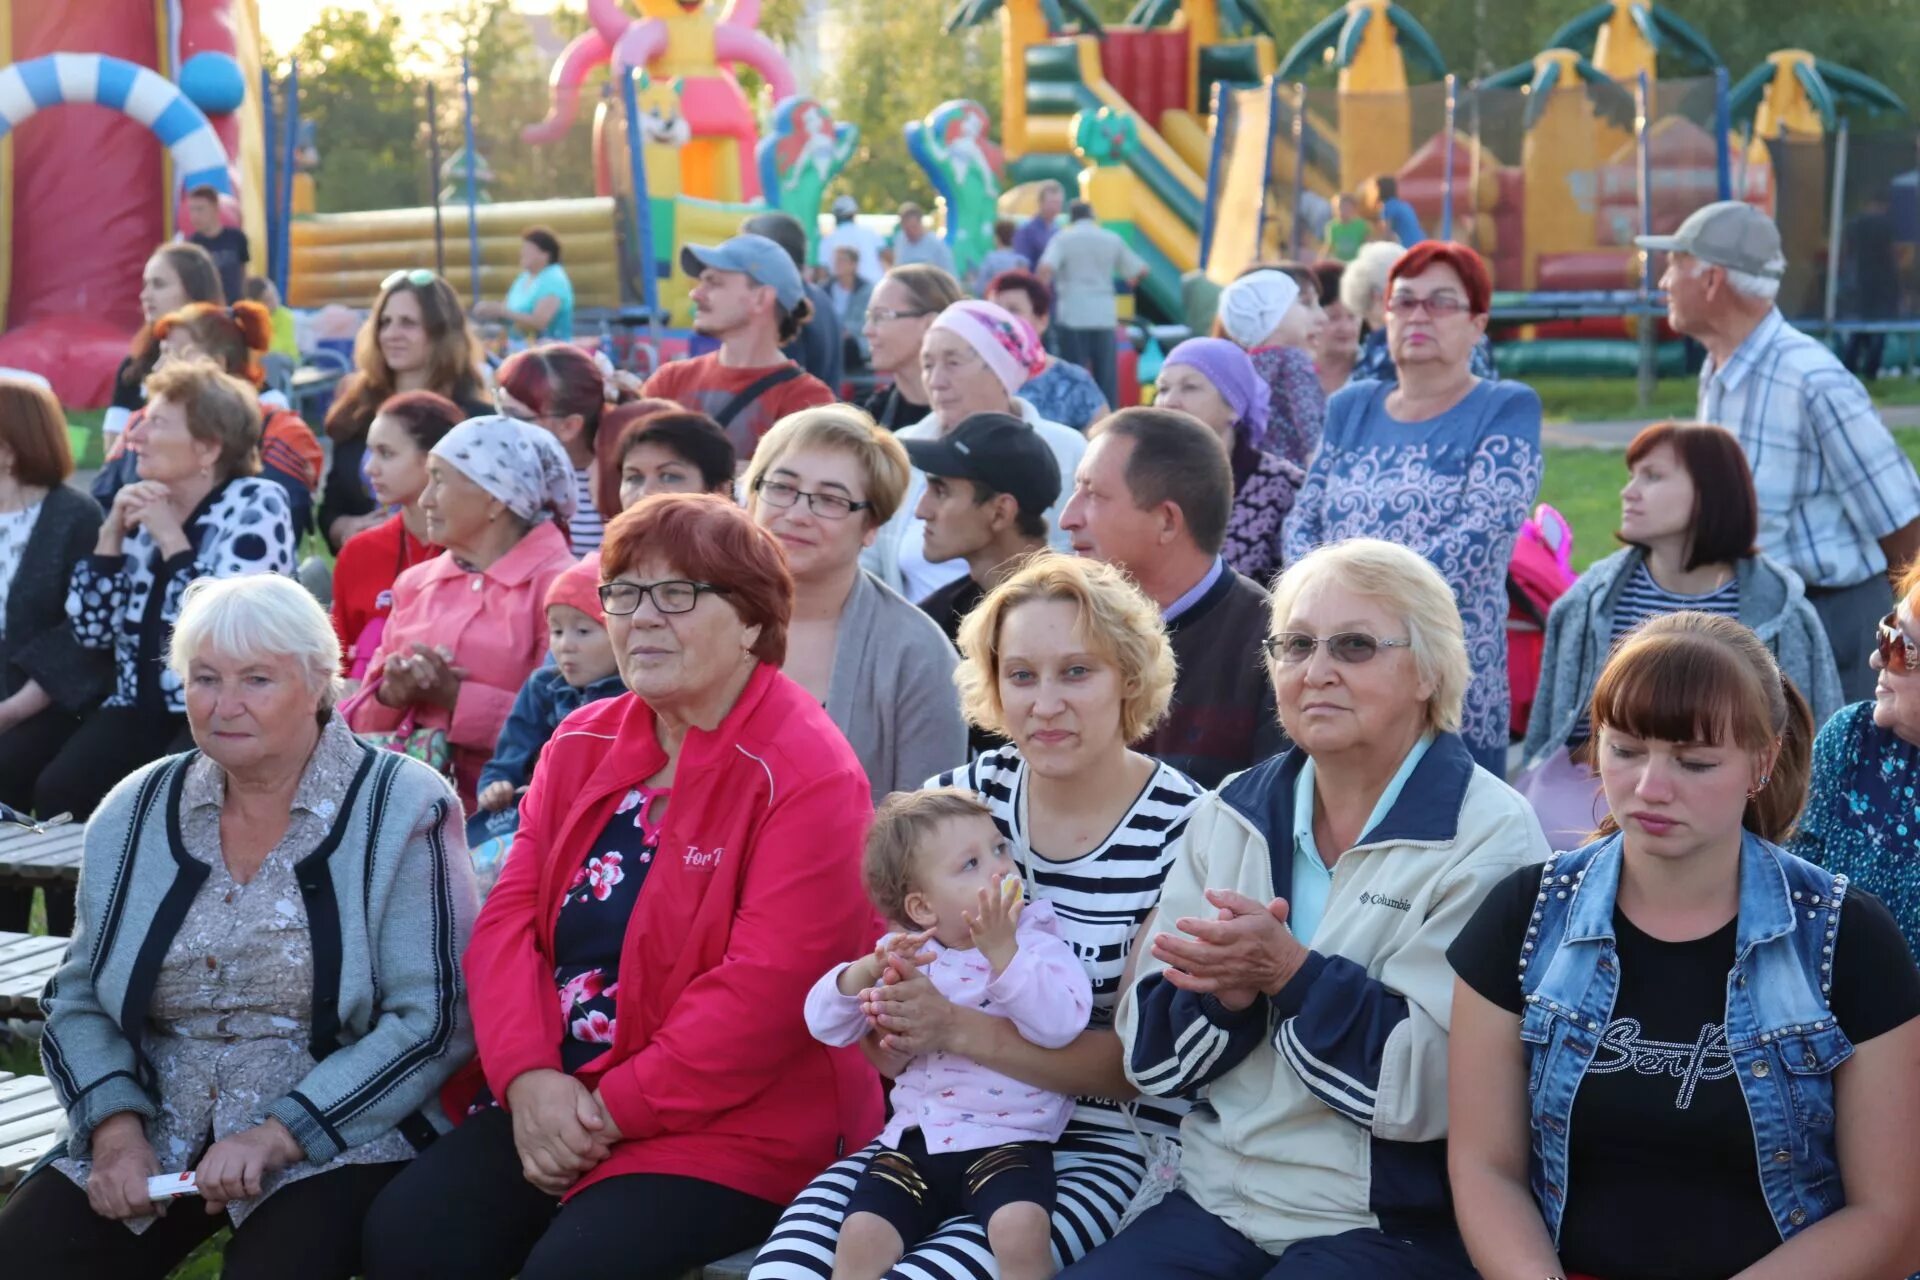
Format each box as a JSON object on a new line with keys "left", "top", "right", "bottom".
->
{"left": 34, "top": 705, "right": 192, "bottom": 824}
{"left": 0, "top": 1159, "right": 405, "bottom": 1280}
{"left": 362, "top": 1107, "right": 783, "bottom": 1280}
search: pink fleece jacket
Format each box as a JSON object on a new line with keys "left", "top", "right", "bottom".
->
{"left": 805, "top": 902, "right": 1092, "bottom": 1154}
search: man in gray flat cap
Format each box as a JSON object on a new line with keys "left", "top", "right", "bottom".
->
{"left": 1640, "top": 200, "right": 1920, "bottom": 698}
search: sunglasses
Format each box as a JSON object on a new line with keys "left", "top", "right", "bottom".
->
{"left": 382, "top": 268, "right": 438, "bottom": 291}
{"left": 1877, "top": 612, "right": 1919, "bottom": 674}
{"left": 1262, "top": 632, "right": 1413, "bottom": 665}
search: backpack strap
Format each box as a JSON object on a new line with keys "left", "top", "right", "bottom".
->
{"left": 713, "top": 365, "right": 803, "bottom": 432}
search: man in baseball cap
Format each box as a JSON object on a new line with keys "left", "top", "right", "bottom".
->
{"left": 641, "top": 233, "right": 836, "bottom": 456}
{"left": 818, "top": 194, "right": 885, "bottom": 283}
{"left": 905, "top": 411, "right": 1061, "bottom": 642}
{"left": 1640, "top": 199, "right": 1920, "bottom": 700}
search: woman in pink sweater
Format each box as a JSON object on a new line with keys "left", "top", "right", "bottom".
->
{"left": 344, "top": 414, "right": 578, "bottom": 808}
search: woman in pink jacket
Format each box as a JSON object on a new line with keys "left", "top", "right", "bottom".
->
{"left": 344, "top": 414, "right": 578, "bottom": 809}
{"left": 362, "top": 495, "right": 883, "bottom": 1280}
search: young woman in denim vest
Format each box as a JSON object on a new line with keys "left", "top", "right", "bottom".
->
{"left": 1446, "top": 611, "right": 1920, "bottom": 1280}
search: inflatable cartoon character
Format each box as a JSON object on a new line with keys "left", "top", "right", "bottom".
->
{"left": 757, "top": 98, "right": 858, "bottom": 259}
{"left": 527, "top": 0, "right": 796, "bottom": 202}
{"left": 1073, "top": 107, "right": 1139, "bottom": 169}
{"left": 905, "top": 100, "right": 1004, "bottom": 283}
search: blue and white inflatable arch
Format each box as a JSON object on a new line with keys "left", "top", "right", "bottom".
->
{"left": 0, "top": 53, "right": 231, "bottom": 194}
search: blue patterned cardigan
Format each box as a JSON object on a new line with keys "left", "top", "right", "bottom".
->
{"left": 1282, "top": 378, "right": 1543, "bottom": 770}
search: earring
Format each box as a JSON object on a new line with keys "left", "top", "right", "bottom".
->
{"left": 1747, "top": 774, "right": 1771, "bottom": 800}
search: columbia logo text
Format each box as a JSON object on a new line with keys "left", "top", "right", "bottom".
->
{"left": 1358, "top": 891, "right": 1412, "bottom": 911}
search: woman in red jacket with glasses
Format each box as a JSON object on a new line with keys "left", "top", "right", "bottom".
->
{"left": 363, "top": 494, "right": 883, "bottom": 1280}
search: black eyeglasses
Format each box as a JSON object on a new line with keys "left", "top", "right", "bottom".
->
{"left": 1877, "top": 612, "right": 1918, "bottom": 674}
{"left": 864, "top": 307, "right": 929, "bottom": 325}
{"left": 597, "top": 579, "right": 732, "bottom": 616}
{"left": 1262, "top": 632, "right": 1413, "bottom": 665}
{"left": 752, "top": 477, "right": 872, "bottom": 521}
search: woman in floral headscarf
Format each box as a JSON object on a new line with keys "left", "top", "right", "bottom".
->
{"left": 863, "top": 299, "right": 1086, "bottom": 600}
{"left": 344, "top": 415, "right": 579, "bottom": 809}
{"left": 1153, "top": 337, "right": 1306, "bottom": 587}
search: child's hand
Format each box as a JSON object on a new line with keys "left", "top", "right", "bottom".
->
{"left": 478, "top": 780, "right": 516, "bottom": 812}
{"left": 839, "top": 928, "right": 935, "bottom": 996}
{"left": 963, "top": 875, "right": 1023, "bottom": 975}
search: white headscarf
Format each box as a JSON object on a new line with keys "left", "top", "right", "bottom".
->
{"left": 1218, "top": 269, "right": 1302, "bottom": 349}
{"left": 431, "top": 415, "right": 577, "bottom": 526}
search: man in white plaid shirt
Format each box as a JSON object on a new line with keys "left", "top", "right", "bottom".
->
{"left": 1641, "top": 201, "right": 1920, "bottom": 701}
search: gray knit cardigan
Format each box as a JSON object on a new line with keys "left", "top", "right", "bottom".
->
{"left": 1520, "top": 547, "right": 1845, "bottom": 772}
{"left": 38, "top": 736, "right": 477, "bottom": 1165}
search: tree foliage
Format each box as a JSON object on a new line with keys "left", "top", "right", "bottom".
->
{"left": 279, "top": 7, "right": 427, "bottom": 213}
{"left": 818, "top": 0, "right": 1003, "bottom": 210}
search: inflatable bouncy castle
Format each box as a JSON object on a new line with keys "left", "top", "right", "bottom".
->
{"left": 0, "top": 0, "right": 265, "bottom": 406}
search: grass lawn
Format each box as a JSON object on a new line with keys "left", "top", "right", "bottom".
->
{"left": 1529, "top": 375, "right": 1920, "bottom": 424}
{"left": 1542, "top": 426, "right": 1920, "bottom": 572}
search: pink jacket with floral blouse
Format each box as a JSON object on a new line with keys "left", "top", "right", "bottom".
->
{"left": 345, "top": 520, "right": 575, "bottom": 809}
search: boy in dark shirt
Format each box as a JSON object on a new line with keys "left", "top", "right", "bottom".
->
{"left": 184, "top": 185, "right": 248, "bottom": 303}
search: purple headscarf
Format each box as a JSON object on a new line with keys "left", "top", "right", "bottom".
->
{"left": 1163, "top": 337, "right": 1271, "bottom": 442}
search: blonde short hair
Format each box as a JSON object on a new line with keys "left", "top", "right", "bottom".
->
{"left": 1340, "top": 241, "right": 1404, "bottom": 317}
{"left": 1268, "top": 538, "right": 1469, "bottom": 733}
{"left": 168, "top": 575, "right": 344, "bottom": 709}
{"left": 955, "top": 552, "right": 1175, "bottom": 744}
{"left": 864, "top": 788, "right": 994, "bottom": 924}
{"left": 744, "top": 404, "right": 911, "bottom": 527}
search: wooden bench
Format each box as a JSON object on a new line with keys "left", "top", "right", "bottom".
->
{"left": 0, "top": 931, "right": 67, "bottom": 1018}
{"left": 698, "top": 1249, "right": 758, "bottom": 1279}
{"left": 0, "top": 1070, "right": 62, "bottom": 1190}
{"left": 0, "top": 825, "right": 84, "bottom": 896}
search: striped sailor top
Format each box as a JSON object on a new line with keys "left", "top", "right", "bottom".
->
{"left": 930, "top": 746, "right": 1203, "bottom": 1137}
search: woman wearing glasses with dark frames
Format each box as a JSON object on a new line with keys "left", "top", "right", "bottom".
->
{"left": 1797, "top": 556, "right": 1920, "bottom": 956}
{"left": 1284, "top": 241, "right": 1543, "bottom": 777}
{"left": 319, "top": 269, "right": 491, "bottom": 549}
{"left": 742, "top": 405, "right": 967, "bottom": 804}
{"left": 855, "top": 264, "right": 962, "bottom": 430}
{"left": 1063, "top": 537, "right": 1547, "bottom": 1280}
{"left": 365, "top": 493, "right": 883, "bottom": 1280}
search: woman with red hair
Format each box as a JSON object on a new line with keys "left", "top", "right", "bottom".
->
{"left": 362, "top": 494, "right": 881, "bottom": 1279}
{"left": 495, "top": 343, "right": 635, "bottom": 554}
{"left": 1284, "top": 242, "right": 1543, "bottom": 775}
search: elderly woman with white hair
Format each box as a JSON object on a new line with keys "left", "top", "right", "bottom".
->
{"left": 863, "top": 299, "right": 1085, "bottom": 601}
{"left": 1344, "top": 241, "right": 1498, "bottom": 386}
{"left": 343, "top": 414, "right": 578, "bottom": 810}
{"left": 1062, "top": 538, "right": 1548, "bottom": 1280}
{"left": 0, "top": 574, "right": 476, "bottom": 1280}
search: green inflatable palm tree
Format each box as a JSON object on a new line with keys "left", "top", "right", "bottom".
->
{"left": 1275, "top": 2, "right": 1447, "bottom": 83}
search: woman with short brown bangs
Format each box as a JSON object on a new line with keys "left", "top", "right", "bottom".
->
{"left": 364, "top": 494, "right": 881, "bottom": 1280}
{"left": 1449, "top": 611, "right": 1920, "bottom": 1280}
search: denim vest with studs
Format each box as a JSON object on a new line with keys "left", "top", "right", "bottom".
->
{"left": 1518, "top": 831, "right": 1852, "bottom": 1246}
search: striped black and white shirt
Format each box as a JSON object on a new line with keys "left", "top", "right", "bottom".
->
{"left": 570, "top": 466, "right": 603, "bottom": 555}
{"left": 1572, "top": 561, "right": 1741, "bottom": 742}
{"left": 931, "top": 747, "right": 1203, "bottom": 1137}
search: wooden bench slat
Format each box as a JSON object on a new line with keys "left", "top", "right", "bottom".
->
{"left": 0, "top": 1133, "right": 62, "bottom": 1189}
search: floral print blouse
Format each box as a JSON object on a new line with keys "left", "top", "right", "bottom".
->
{"left": 1796, "top": 701, "right": 1920, "bottom": 957}
{"left": 1247, "top": 345, "right": 1327, "bottom": 469}
{"left": 53, "top": 716, "right": 413, "bottom": 1230}
{"left": 1223, "top": 449, "right": 1307, "bottom": 588}
{"left": 554, "top": 785, "right": 667, "bottom": 1072}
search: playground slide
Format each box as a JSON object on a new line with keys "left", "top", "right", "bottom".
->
{"left": 288, "top": 197, "right": 624, "bottom": 311}
{"left": 1024, "top": 38, "right": 1204, "bottom": 320}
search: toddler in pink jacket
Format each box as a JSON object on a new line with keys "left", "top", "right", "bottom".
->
{"left": 805, "top": 788, "right": 1092, "bottom": 1280}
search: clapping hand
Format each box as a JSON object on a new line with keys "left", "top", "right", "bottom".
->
{"left": 379, "top": 644, "right": 467, "bottom": 711}
{"left": 1153, "top": 889, "right": 1310, "bottom": 1012}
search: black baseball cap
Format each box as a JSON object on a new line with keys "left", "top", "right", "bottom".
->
{"left": 903, "top": 412, "right": 1061, "bottom": 517}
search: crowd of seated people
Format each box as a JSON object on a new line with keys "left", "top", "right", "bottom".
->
{"left": 0, "top": 204, "right": 1917, "bottom": 1280}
